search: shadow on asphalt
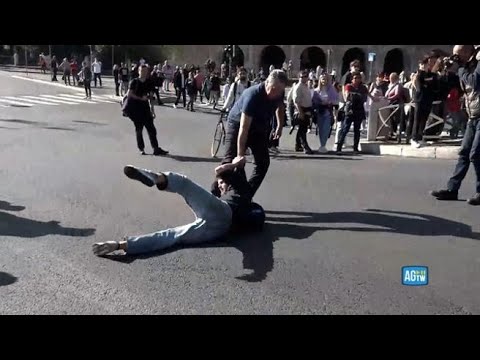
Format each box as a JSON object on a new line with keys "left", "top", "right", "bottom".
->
{"left": 73, "top": 120, "right": 107, "bottom": 126}
{"left": 0, "top": 201, "right": 96, "bottom": 238}
{"left": 0, "top": 200, "right": 25, "bottom": 211}
{"left": 0, "top": 119, "right": 75, "bottom": 131}
{"left": 0, "top": 272, "right": 17, "bottom": 287}
{"left": 274, "top": 155, "right": 362, "bottom": 161}
{"left": 104, "top": 208, "right": 480, "bottom": 282}
{"left": 168, "top": 154, "right": 220, "bottom": 163}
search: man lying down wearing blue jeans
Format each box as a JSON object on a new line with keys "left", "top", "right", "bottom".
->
{"left": 92, "top": 162, "right": 265, "bottom": 256}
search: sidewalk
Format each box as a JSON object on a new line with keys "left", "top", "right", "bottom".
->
{"left": 360, "top": 138, "right": 461, "bottom": 160}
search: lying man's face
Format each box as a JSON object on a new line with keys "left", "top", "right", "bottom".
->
{"left": 217, "top": 178, "right": 228, "bottom": 195}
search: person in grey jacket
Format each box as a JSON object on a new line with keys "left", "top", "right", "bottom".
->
{"left": 431, "top": 45, "right": 480, "bottom": 206}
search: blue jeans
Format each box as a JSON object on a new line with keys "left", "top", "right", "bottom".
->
{"left": 126, "top": 172, "right": 232, "bottom": 255}
{"left": 317, "top": 110, "right": 332, "bottom": 147}
{"left": 447, "top": 118, "right": 480, "bottom": 194}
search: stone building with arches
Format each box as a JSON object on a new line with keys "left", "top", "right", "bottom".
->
{"left": 170, "top": 45, "right": 453, "bottom": 80}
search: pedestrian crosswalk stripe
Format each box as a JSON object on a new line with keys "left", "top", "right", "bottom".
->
{"left": 23, "top": 95, "right": 79, "bottom": 105}
{"left": 39, "top": 95, "right": 85, "bottom": 104}
{"left": 11, "top": 96, "right": 59, "bottom": 106}
{"left": 53, "top": 95, "right": 96, "bottom": 104}
{"left": 0, "top": 98, "right": 34, "bottom": 107}
{"left": 59, "top": 94, "right": 116, "bottom": 103}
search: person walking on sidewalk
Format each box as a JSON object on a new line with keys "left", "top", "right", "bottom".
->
{"left": 113, "top": 64, "right": 120, "bottom": 96}
{"left": 59, "top": 58, "right": 71, "bottom": 85}
{"left": 51, "top": 56, "right": 58, "bottom": 82}
{"left": 71, "top": 59, "right": 79, "bottom": 86}
{"left": 123, "top": 64, "right": 169, "bottom": 156}
{"left": 81, "top": 61, "right": 93, "bottom": 99}
{"left": 185, "top": 71, "right": 197, "bottom": 112}
{"left": 120, "top": 62, "right": 129, "bottom": 96}
{"left": 173, "top": 66, "right": 187, "bottom": 109}
{"left": 292, "top": 70, "right": 314, "bottom": 154}
{"left": 431, "top": 45, "right": 480, "bottom": 206}
{"left": 92, "top": 58, "right": 103, "bottom": 87}
{"left": 336, "top": 72, "right": 376, "bottom": 154}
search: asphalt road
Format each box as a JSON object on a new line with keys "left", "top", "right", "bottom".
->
{"left": 0, "top": 74, "right": 479, "bottom": 314}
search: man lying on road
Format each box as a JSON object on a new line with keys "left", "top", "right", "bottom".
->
{"left": 92, "top": 162, "right": 265, "bottom": 256}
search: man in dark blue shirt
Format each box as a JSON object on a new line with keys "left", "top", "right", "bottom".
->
{"left": 222, "top": 69, "right": 287, "bottom": 197}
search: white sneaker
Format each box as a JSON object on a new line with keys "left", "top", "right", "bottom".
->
{"left": 173, "top": 104, "right": 177, "bottom": 109}
{"left": 318, "top": 146, "right": 328, "bottom": 154}
{"left": 411, "top": 140, "right": 421, "bottom": 148}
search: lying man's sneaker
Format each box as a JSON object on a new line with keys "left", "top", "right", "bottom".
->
{"left": 92, "top": 241, "right": 120, "bottom": 256}
{"left": 124, "top": 165, "right": 159, "bottom": 187}
{"left": 467, "top": 194, "right": 480, "bottom": 206}
{"left": 430, "top": 189, "right": 458, "bottom": 201}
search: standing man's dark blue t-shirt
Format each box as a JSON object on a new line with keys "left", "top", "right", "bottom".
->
{"left": 227, "top": 83, "right": 284, "bottom": 133}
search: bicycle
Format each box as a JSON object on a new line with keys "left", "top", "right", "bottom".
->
{"left": 211, "top": 110, "right": 228, "bottom": 157}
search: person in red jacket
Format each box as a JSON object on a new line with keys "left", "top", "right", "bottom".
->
{"left": 70, "top": 59, "right": 79, "bottom": 86}
{"left": 446, "top": 87, "right": 464, "bottom": 139}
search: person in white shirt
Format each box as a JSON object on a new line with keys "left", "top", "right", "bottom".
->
{"left": 223, "top": 77, "right": 232, "bottom": 102}
{"left": 222, "top": 67, "right": 251, "bottom": 112}
{"left": 292, "top": 70, "right": 314, "bottom": 154}
{"left": 92, "top": 58, "right": 102, "bottom": 87}
{"left": 162, "top": 60, "right": 173, "bottom": 92}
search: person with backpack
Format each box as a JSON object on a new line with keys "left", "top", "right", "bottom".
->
{"left": 122, "top": 65, "right": 169, "bottom": 156}
{"left": 222, "top": 67, "right": 251, "bottom": 112}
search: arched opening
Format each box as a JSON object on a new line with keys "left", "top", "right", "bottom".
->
{"left": 259, "top": 45, "right": 286, "bottom": 73}
{"left": 341, "top": 48, "right": 366, "bottom": 75}
{"left": 300, "top": 46, "right": 327, "bottom": 71}
{"left": 383, "top": 48, "right": 404, "bottom": 75}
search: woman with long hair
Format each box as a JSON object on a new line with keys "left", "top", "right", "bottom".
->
{"left": 312, "top": 73, "right": 339, "bottom": 153}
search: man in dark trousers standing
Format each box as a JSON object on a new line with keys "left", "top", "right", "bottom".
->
{"left": 221, "top": 69, "right": 287, "bottom": 197}
{"left": 431, "top": 45, "right": 480, "bottom": 206}
{"left": 173, "top": 66, "right": 187, "bottom": 109}
{"left": 51, "top": 55, "right": 58, "bottom": 82}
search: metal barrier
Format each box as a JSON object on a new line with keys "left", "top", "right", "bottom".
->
{"left": 374, "top": 100, "right": 446, "bottom": 141}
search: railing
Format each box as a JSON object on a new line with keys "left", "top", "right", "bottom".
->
{"left": 375, "top": 100, "right": 446, "bottom": 141}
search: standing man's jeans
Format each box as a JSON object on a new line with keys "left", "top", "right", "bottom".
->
{"left": 222, "top": 121, "right": 270, "bottom": 197}
{"left": 126, "top": 172, "right": 232, "bottom": 255}
{"left": 447, "top": 118, "right": 480, "bottom": 194}
{"left": 94, "top": 73, "right": 102, "bottom": 87}
{"left": 337, "top": 112, "right": 364, "bottom": 151}
{"left": 317, "top": 110, "right": 332, "bottom": 148}
{"left": 175, "top": 87, "right": 186, "bottom": 107}
{"left": 52, "top": 68, "right": 58, "bottom": 81}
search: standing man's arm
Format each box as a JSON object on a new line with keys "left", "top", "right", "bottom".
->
{"left": 273, "top": 103, "right": 285, "bottom": 140}
{"left": 237, "top": 113, "right": 252, "bottom": 159}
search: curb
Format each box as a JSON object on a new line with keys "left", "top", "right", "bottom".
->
{"left": 360, "top": 142, "right": 460, "bottom": 160}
